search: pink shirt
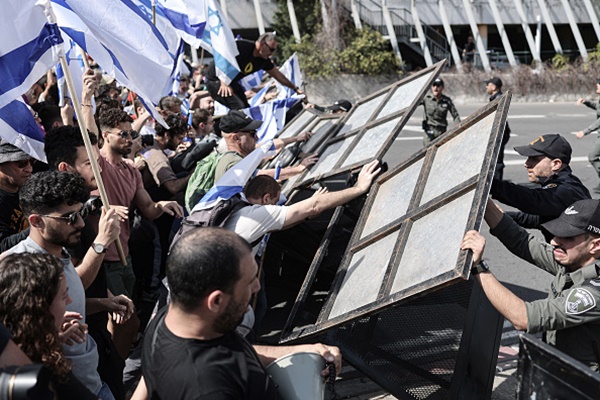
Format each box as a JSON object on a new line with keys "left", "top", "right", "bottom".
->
{"left": 94, "top": 154, "right": 143, "bottom": 262}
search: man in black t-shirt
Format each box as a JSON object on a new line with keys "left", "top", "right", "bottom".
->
{"left": 139, "top": 228, "right": 341, "bottom": 400}
{"left": 205, "top": 32, "right": 303, "bottom": 110}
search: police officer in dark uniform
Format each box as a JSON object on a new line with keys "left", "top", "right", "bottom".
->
{"left": 491, "top": 134, "right": 591, "bottom": 241}
{"left": 486, "top": 77, "right": 511, "bottom": 180}
{"left": 462, "top": 198, "right": 600, "bottom": 371}
{"left": 419, "top": 78, "right": 460, "bottom": 145}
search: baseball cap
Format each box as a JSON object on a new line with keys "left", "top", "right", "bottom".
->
{"left": 326, "top": 99, "right": 352, "bottom": 113}
{"left": 0, "top": 141, "right": 30, "bottom": 164}
{"left": 513, "top": 134, "right": 572, "bottom": 164}
{"left": 542, "top": 199, "right": 600, "bottom": 237}
{"left": 432, "top": 78, "right": 444, "bottom": 86}
{"left": 219, "top": 110, "right": 263, "bottom": 133}
{"left": 485, "top": 77, "right": 503, "bottom": 88}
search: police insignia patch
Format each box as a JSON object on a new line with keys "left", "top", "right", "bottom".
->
{"left": 591, "top": 278, "right": 600, "bottom": 287}
{"left": 565, "top": 288, "right": 596, "bottom": 314}
{"left": 542, "top": 184, "right": 557, "bottom": 189}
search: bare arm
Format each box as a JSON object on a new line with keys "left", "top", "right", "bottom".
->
{"left": 257, "top": 154, "right": 319, "bottom": 181}
{"left": 461, "top": 230, "right": 528, "bottom": 330}
{"left": 283, "top": 160, "right": 380, "bottom": 227}
{"left": 81, "top": 68, "right": 99, "bottom": 136}
{"left": 130, "top": 376, "right": 148, "bottom": 400}
{"left": 161, "top": 175, "right": 191, "bottom": 196}
{"left": 267, "top": 67, "right": 301, "bottom": 93}
{"left": 484, "top": 197, "right": 505, "bottom": 229}
{"left": 75, "top": 208, "right": 120, "bottom": 289}
{"left": 132, "top": 105, "right": 152, "bottom": 133}
{"left": 254, "top": 343, "right": 341, "bottom": 376}
{"left": 133, "top": 188, "right": 184, "bottom": 220}
{"left": 269, "top": 131, "right": 313, "bottom": 150}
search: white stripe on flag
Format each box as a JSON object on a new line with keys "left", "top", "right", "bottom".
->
{"left": 0, "top": 98, "right": 47, "bottom": 162}
{"left": 0, "top": 0, "right": 64, "bottom": 108}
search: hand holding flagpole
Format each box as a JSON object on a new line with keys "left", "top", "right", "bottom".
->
{"left": 58, "top": 55, "right": 128, "bottom": 266}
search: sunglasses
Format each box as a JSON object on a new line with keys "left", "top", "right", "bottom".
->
{"left": 263, "top": 42, "right": 277, "bottom": 53}
{"left": 109, "top": 130, "right": 139, "bottom": 140}
{"left": 15, "top": 158, "right": 36, "bottom": 169}
{"left": 39, "top": 206, "right": 89, "bottom": 225}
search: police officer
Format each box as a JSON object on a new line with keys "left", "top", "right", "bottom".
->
{"left": 491, "top": 134, "right": 590, "bottom": 241}
{"left": 419, "top": 78, "right": 460, "bottom": 145}
{"left": 575, "top": 78, "right": 600, "bottom": 192}
{"left": 462, "top": 198, "right": 600, "bottom": 371}
{"left": 486, "top": 77, "right": 511, "bottom": 180}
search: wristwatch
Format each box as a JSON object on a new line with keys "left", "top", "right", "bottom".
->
{"left": 471, "top": 260, "right": 490, "bottom": 275}
{"left": 92, "top": 243, "right": 107, "bottom": 254}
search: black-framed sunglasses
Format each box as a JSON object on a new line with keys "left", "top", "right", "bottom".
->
{"left": 263, "top": 42, "right": 277, "bottom": 53}
{"left": 110, "top": 130, "right": 139, "bottom": 140}
{"left": 39, "top": 206, "right": 89, "bottom": 225}
{"left": 15, "top": 158, "right": 36, "bottom": 169}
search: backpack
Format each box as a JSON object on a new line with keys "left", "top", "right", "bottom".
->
{"left": 171, "top": 194, "right": 251, "bottom": 250}
{"left": 184, "top": 151, "right": 222, "bottom": 211}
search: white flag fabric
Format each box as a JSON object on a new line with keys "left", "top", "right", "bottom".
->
{"left": 239, "top": 70, "right": 265, "bottom": 92}
{"left": 154, "top": 0, "right": 205, "bottom": 49}
{"left": 191, "top": 0, "right": 240, "bottom": 85}
{"left": 275, "top": 53, "right": 303, "bottom": 100}
{"left": 0, "top": 0, "right": 64, "bottom": 109}
{"left": 56, "top": 39, "right": 97, "bottom": 116}
{"left": 192, "top": 140, "right": 277, "bottom": 212}
{"left": 51, "top": 0, "right": 180, "bottom": 126}
{"left": 0, "top": 98, "right": 47, "bottom": 162}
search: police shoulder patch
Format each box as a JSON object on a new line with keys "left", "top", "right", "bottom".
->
{"left": 590, "top": 277, "right": 600, "bottom": 287}
{"left": 565, "top": 288, "right": 597, "bottom": 315}
{"left": 542, "top": 183, "right": 558, "bottom": 189}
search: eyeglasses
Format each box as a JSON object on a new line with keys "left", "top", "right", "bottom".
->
{"left": 244, "top": 130, "right": 258, "bottom": 140}
{"left": 39, "top": 206, "right": 89, "bottom": 225}
{"left": 15, "top": 158, "right": 36, "bottom": 169}
{"left": 108, "top": 130, "right": 139, "bottom": 140}
{"left": 263, "top": 42, "right": 277, "bottom": 53}
{"left": 432, "top": 83, "right": 443, "bottom": 87}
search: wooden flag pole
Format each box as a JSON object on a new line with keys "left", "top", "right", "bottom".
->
{"left": 58, "top": 54, "right": 128, "bottom": 266}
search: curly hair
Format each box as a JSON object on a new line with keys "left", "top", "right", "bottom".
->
{"left": 44, "top": 126, "right": 98, "bottom": 170}
{"left": 98, "top": 107, "right": 133, "bottom": 131}
{"left": 19, "top": 171, "right": 89, "bottom": 217}
{"left": 155, "top": 113, "right": 188, "bottom": 138}
{"left": 0, "top": 253, "right": 70, "bottom": 380}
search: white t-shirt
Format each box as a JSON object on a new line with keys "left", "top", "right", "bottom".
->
{"left": 224, "top": 204, "right": 287, "bottom": 247}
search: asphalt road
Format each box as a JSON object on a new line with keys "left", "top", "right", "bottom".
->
{"left": 383, "top": 101, "right": 599, "bottom": 308}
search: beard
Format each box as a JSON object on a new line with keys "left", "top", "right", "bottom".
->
{"left": 45, "top": 223, "right": 82, "bottom": 248}
{"left": 213, "top": 296, "right": 249, "bottom": 334}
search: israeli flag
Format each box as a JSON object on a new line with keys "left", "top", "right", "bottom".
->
{"left": 249, "top": 82, "right": 272, "bottom": 107}
{"left": 275, "top": 53, "right": 303, "bottom": 100}
{"left": 196, "top": 0, "right": 240, "bottom": 85}
{"left": 0, "top": 0, "right": 64, "bottom": 109}
{"left": 131, "top": 0, "right": 190, "bottom": 55}
{"left": 239, "top": 70, "right": 265, "bottom": 92}
{"left": 0, "top": 98, "right": 47, "bottom": 162}
{"left": 153, "top": 0, "right": 205, "bottom": 49}
{"left": 192, "top": 140, "right": 277, "bottom": 212}
{"left": 51, "top": 0, "right": 179, "bottom": 127}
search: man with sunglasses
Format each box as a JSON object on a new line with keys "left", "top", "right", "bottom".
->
{"left": 205, "top": 32, "right": 303, "bottom": 110}
{"left": 0, "top": 141, "right": 35, "bottom": 252}
{"left": 5, "top": 171, "right": 126, "bottom": 399}
{"left": 419, "top": 78, "right": 461, "bottom": 145}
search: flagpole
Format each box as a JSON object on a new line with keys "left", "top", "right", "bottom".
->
{"left": 152, "top": 0, "right": 156, "bottom": 25}
{"left": 77, "top": 46, "right": 91, "bottom": 70}
{"left": 58, "top": 54, "right": 128, "bottom": 266}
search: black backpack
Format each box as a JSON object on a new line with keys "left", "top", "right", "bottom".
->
{"left": 170, "top": 194, "right": 251, "bottom": 250}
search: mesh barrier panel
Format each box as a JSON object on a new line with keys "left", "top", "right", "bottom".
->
{"left": 328, "top": 280, "right": 473, "bottom": 399}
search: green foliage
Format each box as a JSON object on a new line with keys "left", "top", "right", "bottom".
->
{"left": 551, "top": 53, "right": 570, "bottom": 72}
{"left": 290, "top": 28, "right": 401, "bottom": 78}
{"left": 272, "top": 1, "right": 400, "bottom": 78}
{"left": 271, "top": 0, "right": 320, "bottom": 60}
{"left": 587, "top": 42, "right": 600, "bottom": 63}
{"left": 337, "top": 28, "right": 401, "bottom": 75}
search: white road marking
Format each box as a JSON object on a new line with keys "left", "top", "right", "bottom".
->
{"left": 507, "top": 115, "right": 545, "bottom": 119}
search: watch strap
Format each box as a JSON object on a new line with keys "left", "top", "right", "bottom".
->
{"left": 471, "top": 260, "right": 490, "bottom": 275}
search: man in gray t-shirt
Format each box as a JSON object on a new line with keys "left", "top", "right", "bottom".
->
{"left": 5, "top": 171, "right": 123, "bottom": 400}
